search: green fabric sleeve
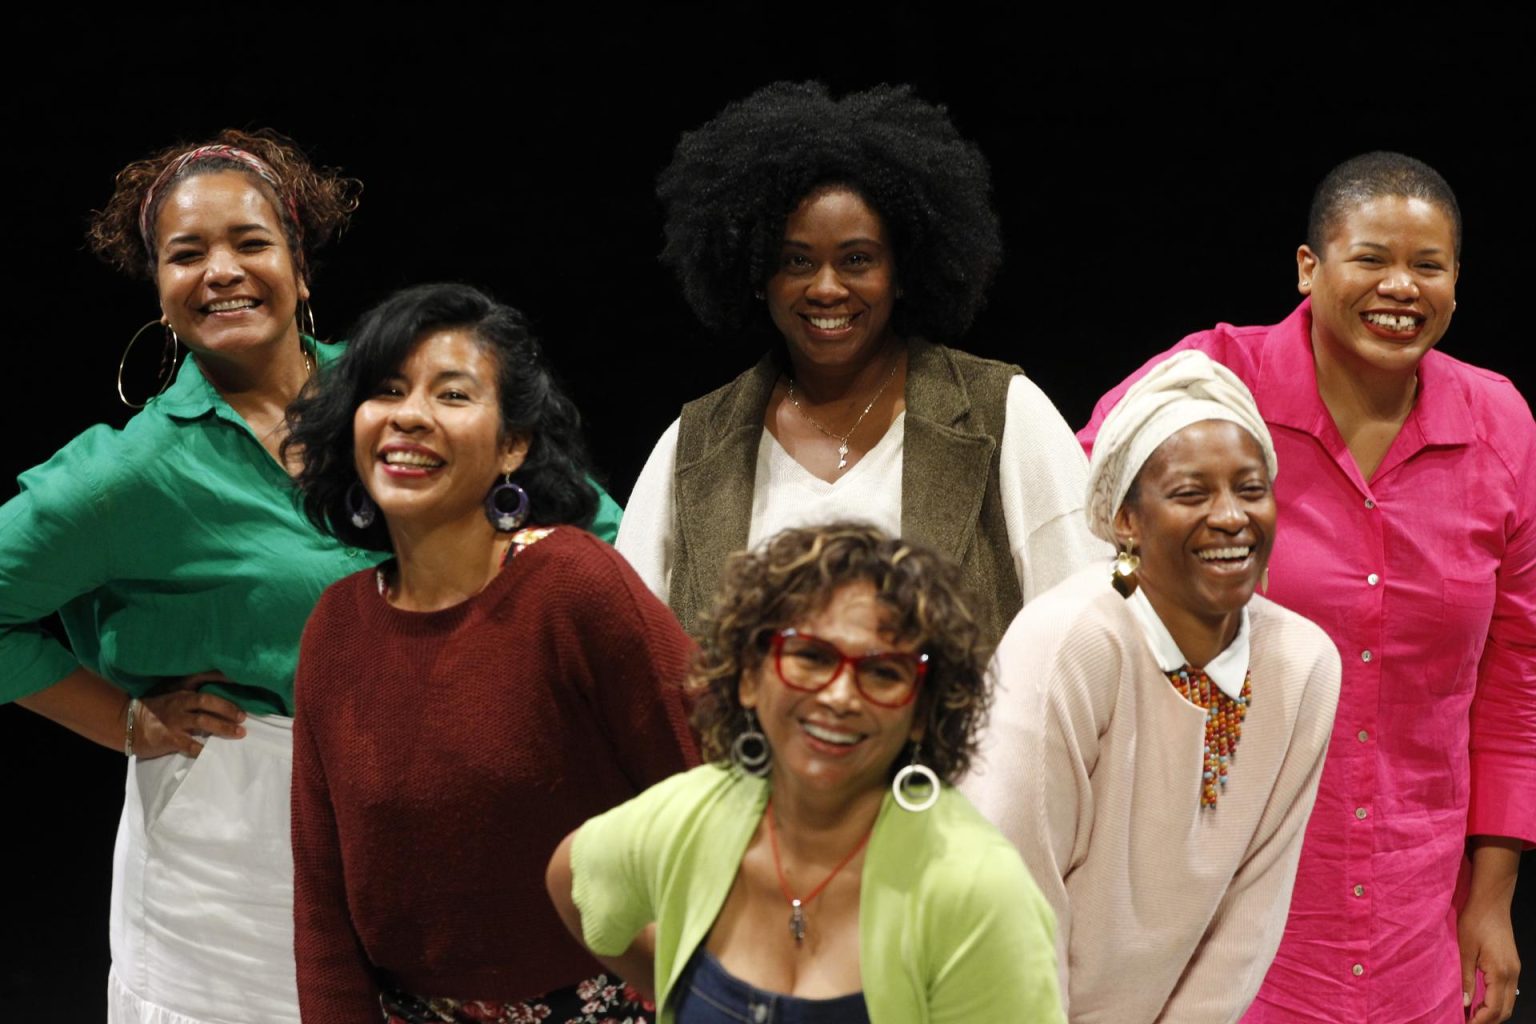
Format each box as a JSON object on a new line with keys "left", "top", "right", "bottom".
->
{"left": 588, "top": 478, "right": 623, "bottom": 543}
{"left": 0, "top": 434, "right": 114, "bottom": 702}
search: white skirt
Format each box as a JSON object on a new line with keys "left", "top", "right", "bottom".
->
{"left": 107, "top": 715, "right": 299, "bottom": 1024}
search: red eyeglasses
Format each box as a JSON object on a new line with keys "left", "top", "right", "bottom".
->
{"left": 769, "top": 629, "right": 929, "bottom": 708}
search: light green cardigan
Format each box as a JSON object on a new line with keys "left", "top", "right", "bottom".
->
{"left": 572, "top": 763, "right": 1064, "bottom": 1023}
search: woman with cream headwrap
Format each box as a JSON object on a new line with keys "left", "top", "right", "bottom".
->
{"left": 961, "top": 350, "right": 1342, "bottom": 1024}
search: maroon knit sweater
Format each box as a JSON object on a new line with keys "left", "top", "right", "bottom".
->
{"left": 291, "top": 528, "right": 699, "bottom": 1021}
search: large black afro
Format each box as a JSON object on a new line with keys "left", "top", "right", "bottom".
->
{"left": 657, "top": 81, "right": 1002, "bottom": 345}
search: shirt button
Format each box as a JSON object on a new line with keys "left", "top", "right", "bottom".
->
{"left": 1367, "top": 573, "right": 1380, "bottom": 586}
{"left": 1356, "top": 807, "right": 1369, "bottom": 819}
{"left": 1354, "top": 884, "right": 1366, "bottom": 897}
{"left": 1352, "top": 963, "right": 1365, "bottom": 976}
{"left": 1357, "top": 730, "right": 1369, "bottom": 743}
{"left": 1364, "top": 498, "right": 1375, "bottom": 509}
{"left": 1361, "top": 650, "right": 1373, "bottom": 662}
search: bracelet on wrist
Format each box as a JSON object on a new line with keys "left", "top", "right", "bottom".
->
{"left": 124, "top": 697, "right": 140, "bottom": 758}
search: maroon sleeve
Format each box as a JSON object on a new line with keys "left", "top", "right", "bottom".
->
{"left": 555, "top": 533, "right": 702, "bottom": 790}
{"left": 291, "top": 598, "right": 382, "bottom": 1022}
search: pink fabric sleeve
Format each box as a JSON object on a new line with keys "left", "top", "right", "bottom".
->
{"left": 1466, "top": 395, "right": 1536, "bottom": 847}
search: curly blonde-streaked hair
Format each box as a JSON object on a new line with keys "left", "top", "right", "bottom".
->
{"left": 689, "top": 522, "right": 993, "bottom": 784}
{"left": 87, "top": 127, "right": 360, "bottom": 280}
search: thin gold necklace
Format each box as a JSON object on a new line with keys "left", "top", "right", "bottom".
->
{"left": 784, "top": 354, "right": 901, "bottom": 472}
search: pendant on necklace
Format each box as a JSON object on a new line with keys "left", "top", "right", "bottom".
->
{"left": 836, "top": 442, "right": 849, "bottom": 471}
{"left": 789, "top": 898, "right": 806, "bottom": 946}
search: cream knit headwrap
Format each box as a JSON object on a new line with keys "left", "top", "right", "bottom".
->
{"left": 1086, "top": 350, "right": 1278, "bottom": 544}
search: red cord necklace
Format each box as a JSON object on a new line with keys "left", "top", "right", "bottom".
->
{"left": 765, "top": 796, "right": 875, "bottom": 947}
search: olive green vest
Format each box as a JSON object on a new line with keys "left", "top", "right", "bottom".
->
{"left": 670, "top": 339, "right": 1022, "bottom": 646}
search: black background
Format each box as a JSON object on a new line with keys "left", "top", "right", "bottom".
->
{"left": 3, "top": 9, "right": 1531, "bottom": 1020}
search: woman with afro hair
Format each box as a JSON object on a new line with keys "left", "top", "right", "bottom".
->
{"left": 617, "top": 81, "right": 1102, "bottom": 643}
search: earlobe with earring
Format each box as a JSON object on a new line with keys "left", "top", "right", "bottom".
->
{"left": 116, "top": 318, "right": 182, "bottom": 409}
{"left": 892, "top": 742, "right": 939, "bottom": 812}
{"left": 484, "top": 473, "right": 530, "bottom": 532}
{"left": 731, "top": 708, "right": 771, "bottom": 777}
{"left": 1111, "top": 540, "right": 1140, "bottom": 598}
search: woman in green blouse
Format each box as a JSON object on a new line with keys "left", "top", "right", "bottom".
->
{"left": 0, "top": 129, "right": 616, "bottom": 1024}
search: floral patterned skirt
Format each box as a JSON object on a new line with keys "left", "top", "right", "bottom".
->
{"left": 381, "top": 975, "right": 653, "bottom": 1024}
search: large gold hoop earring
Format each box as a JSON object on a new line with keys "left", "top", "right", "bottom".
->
{"left": 117, "top": 320, "right": 181, "bottom": 409}
{"left": 297, "top": 299, "right": 317, "bottom": 339}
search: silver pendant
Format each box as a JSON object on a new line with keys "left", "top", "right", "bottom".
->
{"left": 836, "top": 442, "right": 849, "bottom": 471}
{"left": 789, "top": 898, "right": 806, "bottom": 945}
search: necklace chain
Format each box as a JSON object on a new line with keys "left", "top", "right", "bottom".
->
{"left": 765, "top": 796, "right": 874, "bottom": 947}
{"left": 784, "top": 354, "right": 901, "bottom": 472}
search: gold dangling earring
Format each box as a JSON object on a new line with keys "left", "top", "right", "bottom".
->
{"left": 1261, "top": 566, "right": 1270, "bottom": 594}
{"left": 117, "top": 319, "right": 181, "bottom": 409}
{"left": 1111, "top": 540, "right": 1140, "bottom": 598}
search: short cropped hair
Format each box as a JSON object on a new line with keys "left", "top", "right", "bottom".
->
{"left": 1306, "top": 151, "right": 1461, "bottom": 259}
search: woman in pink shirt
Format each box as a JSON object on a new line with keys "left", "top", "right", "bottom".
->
{"left": 1081, "top": 152, "right": 1533, "bottom": 1024}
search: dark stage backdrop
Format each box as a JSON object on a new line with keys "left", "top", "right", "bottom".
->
{"left": 3, "top": 10, "right": 1531, "bottom": 1020}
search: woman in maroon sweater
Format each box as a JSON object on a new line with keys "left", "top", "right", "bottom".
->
{"left": 285, "top": 282, "right": 699, "bottom": 1023}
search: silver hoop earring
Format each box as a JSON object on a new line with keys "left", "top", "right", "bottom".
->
{"left": 346, "top": 482, "right": 377, "bottom": 529}
{"left": 117, "top": 319, "right": 181, "bottom": 409}
{"left": 892, "top": 743, "right": 939, "bottom": 812}
{"left": 484, "top": 474, "right": 530, "bottom": 532}
{"left": 731, "top": 709, "right": 771, "bottom": 777}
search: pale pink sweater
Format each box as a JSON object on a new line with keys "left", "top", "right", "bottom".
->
{"left": 962, "top": 566, "right": 1340, "bottom": 1024}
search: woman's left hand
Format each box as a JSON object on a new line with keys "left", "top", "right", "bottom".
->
{"left": 134, "top": 672, "right": 248, "bottom": 759}
{"left": 1459, "top": 837, "right": 1522, "bottom": 1024}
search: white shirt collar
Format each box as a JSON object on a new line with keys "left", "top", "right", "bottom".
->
{"left": 1126, "top": 587, "right": 1250, "bottom": 700}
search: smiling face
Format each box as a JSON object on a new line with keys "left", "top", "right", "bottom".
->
{"left": 739, "top": 581, "right": 923, "bottom": 805}
{"left": 765, "top": 187, "right": 899, "bottom": 374}
{"left": 154, "top": 171, "right": 309, "bottom": 359}
{"left": 1297, "top": 194, "right": 1458, "bottom": 379}
{"left": 1116, "top": 420, "right": 1276, "bottom": 650}
{"left": 352, "top": 328, "right": 527, "bottom": 537}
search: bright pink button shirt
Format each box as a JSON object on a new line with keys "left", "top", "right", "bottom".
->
{"left": 1080, "top": 301, "right": 1536, "bottom": 1024}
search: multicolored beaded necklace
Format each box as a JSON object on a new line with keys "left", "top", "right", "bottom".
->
{"left": 1166, "top": 665, "right": 1252, "bottom": 809}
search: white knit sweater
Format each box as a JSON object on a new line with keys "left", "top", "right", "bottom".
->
{"left": 961, "top": 566, "right": 1341, "bottom": 1024}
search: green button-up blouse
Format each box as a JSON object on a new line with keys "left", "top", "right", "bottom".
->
{"left": 0, "top": 342, "right": 621, "bottom": 715}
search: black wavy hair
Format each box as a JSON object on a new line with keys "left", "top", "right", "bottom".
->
{"left": 657, "top": 81, "right": 1002, "bottom": 345}
{"left": 285, "top": 282, "right": 598, "bottom": 551}
{"left": 1307, "top": 151, "right": 1462, "bottom": 259}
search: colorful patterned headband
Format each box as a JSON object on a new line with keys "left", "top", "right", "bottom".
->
{"left": 137, "top": 144, "right": 302, "bottom": 254}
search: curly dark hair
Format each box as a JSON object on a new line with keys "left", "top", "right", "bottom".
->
{"left": 285, "top": 282, "right": 598, "bottom": 551}
{"left": 657, "top": 81, "right": 1002, "bottom": 345}
{"left": 87, "top": 127, "right": 361, "bottom": 280}
{"left": 689, "top": 522, "right": 993, "bottom": 785}
{"left": 1307, "top": 151, "right": 1461, "bottom": 259}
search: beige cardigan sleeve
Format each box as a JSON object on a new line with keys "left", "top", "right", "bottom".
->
{"left": 962, "top": 589, "right": 1124, "bottom": 1014}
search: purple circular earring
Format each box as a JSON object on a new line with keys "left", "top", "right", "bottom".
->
{"left": 346, "top": 482, "right": 377, "bottom": 529}
{"left": 484, "top": 474, "right": 529, "bottom": 532}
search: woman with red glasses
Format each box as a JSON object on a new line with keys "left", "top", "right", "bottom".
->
{"left": 547, "top": 523, "right": 1063, "bottom": 1023}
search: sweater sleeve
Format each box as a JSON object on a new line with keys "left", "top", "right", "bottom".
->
{"left": 291, "top": 605, "right": 381, "bottom": 1022}
{"left": 559, "top": 533, "right": 700, "bottom": 789}
{"left": 960, "top": 594, "right": 1111, "bottom": 1012}
{"left": 1158, "top": 622, "right": 1342, "bottom": 1023}
{"left": 0, "top": 431, "right": 116, "bottom": 701}
{"left": 997, "top": 375, "right": 1108, "bottom": 603}
{"left": 925, "top": 835, "right": 1066, "bottom": 1023}
{"left": 613, "top": 419, "right": 679, "bottom": 601}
